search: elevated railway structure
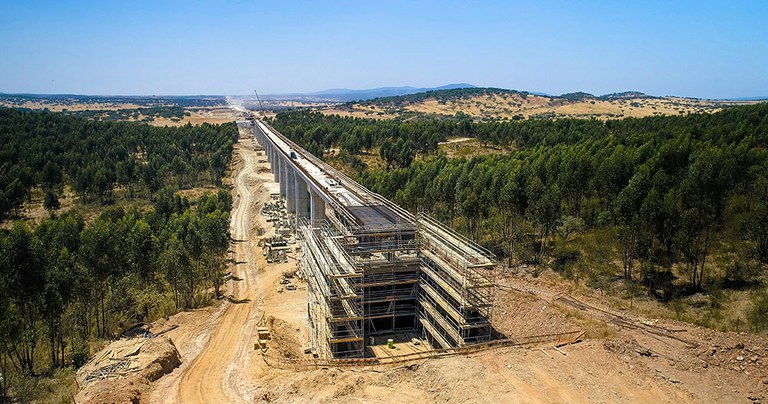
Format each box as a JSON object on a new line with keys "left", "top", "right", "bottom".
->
{"left": 249, "top": 117, "right": 496, "bottom": 358}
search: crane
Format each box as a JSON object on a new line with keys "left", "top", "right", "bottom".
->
{"left": 253, "top": 89, "right": 266, "bottom": 118}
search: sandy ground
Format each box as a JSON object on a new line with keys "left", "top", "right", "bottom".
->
{"left": 148, "top": 107, "right": 238, "bottom": 126}
{"left": 437, "top": 137, "right": 472, "bottom": 145}
{"left": 132, "top": 124, "right": 768, "bottom": 403}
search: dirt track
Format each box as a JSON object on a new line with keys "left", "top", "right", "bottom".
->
{"left": 176, "top": 135, "right": 262, "bottom": 402}
{"left": 142, "top": 128, "right": 266, "bottom": 403}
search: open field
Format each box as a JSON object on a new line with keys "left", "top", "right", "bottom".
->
{"left": 0, "top": 100, "right": 148, "bottom": 111}
{"left": 437, "top": 136, "right": 512, "bottom": 158}
{"left": 149, "top": 107, "right": 239, "bottom": 126}
{"left": 10, "top": 90, "right": 757, "bottom": 126}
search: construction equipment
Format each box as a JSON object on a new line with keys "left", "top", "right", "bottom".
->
{"left": 253, "top": 89, "right": 266, "bottom": 118}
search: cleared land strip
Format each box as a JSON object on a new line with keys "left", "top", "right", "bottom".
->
{"left": 175, "top": 130, "right": 262, "bottom": 403}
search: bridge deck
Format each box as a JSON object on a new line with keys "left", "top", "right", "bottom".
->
{"left": 256, "top": 120, "right": 415, "bottom": 234}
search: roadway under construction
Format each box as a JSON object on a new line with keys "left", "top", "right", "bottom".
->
{"left": 250, "top": 117, "right": 496, "bottom": 359}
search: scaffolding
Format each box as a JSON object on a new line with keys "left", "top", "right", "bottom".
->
{"left": 301, "top": 211, "right": 496, "bottom": 358}
{"left": 299, "top": 218, "right": 365, "bottom": 358}
{"left": 417, "top": 213, "right": 496, "bottom": 349}
{"left": 300, "top": 213, "right": 422, "bottom": 356}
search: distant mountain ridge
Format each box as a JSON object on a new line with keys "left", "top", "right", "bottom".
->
{"left": 261, "top": 83, "right": 477, "bottom": 102}
{"left": 352, "top": 87, "right": 665, "bottom": 107}
{"left": 323, "top": 86, "right": 763, "bottom": 121}
{"left": 260, "top": 84, "right": 681, "bottom": 103}
{"left": 723, "top": 96, "right": 768, "bottom": 101}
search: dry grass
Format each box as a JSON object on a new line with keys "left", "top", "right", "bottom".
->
{"left": 561, "top": 306, "right": 619, "bottom": 340}
{"left": 147, "top": 107, "right": 238, "bottom": 127}
{"left": 322, "top": 106, "right": 399, "bottom": 119}
{"left": 10, "top": 368, "right": 78, "bottom": 404}
{"left": 582, "top": 278, "right": 763, "bottom": 334}
{"left": 0, "top": 186, "right": 157, "bottom": 231}
{"left": 438, "top": 137, "right": 511, "bottom": 158}
{"left": 327, "top": 93, "right": 759, "bottom": 121}
{"left": 0, "top": 186, "right": 77, "bottom": 230}
{"left": 175, "top": 186, "right": 221, "bottom": 200}
{"left": 0, "top": 100, "right": 146, "bottom": 111}
{"left": 0, "top": 100, "right": 239, "bottom": 126}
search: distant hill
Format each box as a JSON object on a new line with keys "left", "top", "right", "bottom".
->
{"left": 559, "top": 91, "right": 658, "bottom": 101}
{"left": 0, "top": 93, "right": 228, "bottom": 107}
{"left": 599, "top": 91, "right": 657, "bottom": 100}
{"left": 321, "top": 87, "right": 762, "bottom": 121}
{"left": 261, "top": 83, "right": 477, "bottom": 102}
{"left": 722, "top": 96, "right": 768, "bottom": 101}
{"left": 559, "top": 92, "right": 596, "bottom": 101}
{"left": 353, "top": 87, "right": 531, "bottom": 106}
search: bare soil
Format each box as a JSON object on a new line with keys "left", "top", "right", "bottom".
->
{"left": 74, "top": 336, "right": 181, "bottom": 403}
{"left": 148, "top": 107, "right": 238, "bottom": 127}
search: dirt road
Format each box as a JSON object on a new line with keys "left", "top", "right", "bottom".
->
{"left": 177, "top": 136, "right": 261, "bottom": 402}
{"left": 142, "top": 128, "right": 266, "bottom": 403}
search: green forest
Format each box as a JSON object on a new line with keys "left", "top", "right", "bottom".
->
{"left": 65, "top": 106, "right": 191, "bottom": 123}
{"left": 272, "top": 104, "right": 768, "bottom": 332}
{"left": 0, "top": 108, "right": 237, "bottom": 400}
{"left": 0, "top": 108, "right": 236, "bottom": 218}
{"left": 0, "top": 94, "right": 227, "bottom": 108}
{"left": 270, "top": 110, "right": 468, "bottom": 167}
{"left": 353, "top": 87, "right": 530, "bottom": 108}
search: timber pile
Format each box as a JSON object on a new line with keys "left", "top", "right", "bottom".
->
{"left": 75, "top": 336, "right": 181, "bottom": 404}
{"left": 83, "top": 358, "right": 138, "bottom": 383}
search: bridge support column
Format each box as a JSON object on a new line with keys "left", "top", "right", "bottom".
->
{"left": 310, "top": 190, "right": 326, "bottom": 226}
{"left": 279, "top": 159, "right": 287, "bottom": 196}
{"left": 286, "top": 169, "right": 296, "bottom": 213}
{"left": 267, "top": 144, "right": 274, "bottom": 171}
{"left": 295, "top": 179, "right": 309, "bottom": 225}
{"left": 255, "top": 125, "right": 264, "bottom": 148}
{"left": 274, "top": 153, "right": 280, "bottom": 183}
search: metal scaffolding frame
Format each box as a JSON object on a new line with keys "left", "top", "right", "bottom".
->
{"left": 299, "top": 218, "right": 365, "bottom": 358}
{"left": 416, "top": 213, "right": 496, "bottom": 349}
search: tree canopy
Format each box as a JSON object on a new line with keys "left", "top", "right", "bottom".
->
{"left": 0, "top": 107, "right": 237, "bottom": 218}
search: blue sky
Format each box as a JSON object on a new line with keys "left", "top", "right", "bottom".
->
{"left": 1, "top": 1, "right": 766, "bottom": 98}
